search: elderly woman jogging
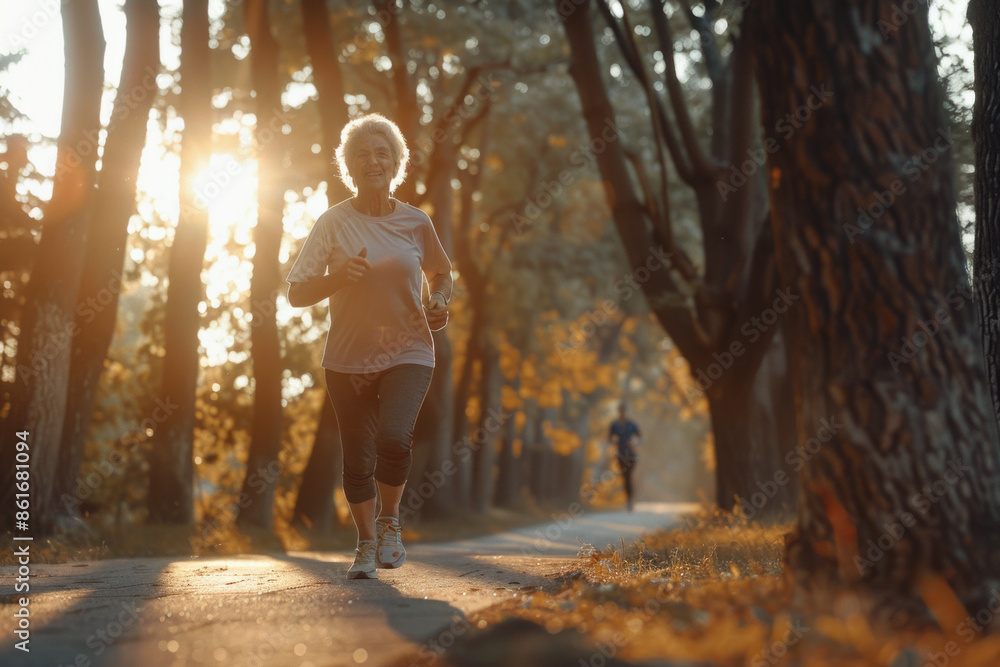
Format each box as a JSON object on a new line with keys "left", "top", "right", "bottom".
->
{"left": 286, "top": 114, "right": 453, "bottom": 579}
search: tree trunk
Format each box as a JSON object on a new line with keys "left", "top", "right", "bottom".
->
{"left": 407, "top": 173, "right": 457, "bottom": 519}
{"left": 711, "top": 327, "right": 797, "bottom": 520}
{"left": 0, "top": 142, "right": 36, "bottom": 423}
{"left": 493, "top": 379, "right": 523, "bottom": 508}
{"left": 237, "top": 0, "right": 286, "bottom": 531}
{"left": 4, "top": 0, "right": 105, "bottom": 535}
{"left": 288, "top": 0, "right": 351, "bottom": 528}
{"left": 60, "top": 0, "right": 160, "bottom": 521}
{"left": 300, "top": 0, "right": 351, "bottom": 204}
{"left": 528, "top": 405, "right": 557, "bottom": 507}
{"left": 751, "top": 0, "right": 1000, "bottom": 611}
{"left": 555, "top": 397, "right": 588, "bottom": 508}
{"left": 451, "top": 277, "right": 486, "bottom": 507}
{"left": 970, "top": 0, "right": 1000, "bottom": 432}
{"left": 147, "top": 0, "right": 210, "bottom": 524}
{"left": 371, "top": 0, "right": 461, "bottom": 520}
{"left": 410, "top": 335, "right": 454, "bottom": 518}
{"left": 373, "top": 0, "right": 419, "bottom": 204}
{"left": 292, "top": 396, "right": 344, "bottom": 534}
{"left": 470, "top": 343, "right": 501, "bottom": 514}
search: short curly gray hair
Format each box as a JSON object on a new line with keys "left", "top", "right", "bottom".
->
{"left": 335, "top": 113, "right": 409, "bottom": 194}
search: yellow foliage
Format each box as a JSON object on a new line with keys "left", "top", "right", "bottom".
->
{"left": 514, "top": 410, "right": 526, "bottom": 431}
{"left": 544, "top": 423, "right": 582, "bottom": 456}
{"left": 538, "top": 379, "right": 563, "bottom": 408}
{"left": 548, "top": 134, "right": 567, "bottom": 147}
{"left": 502, "top": 385, "right": 522, "bottom": 411}
{"left": 619, "top": 337, "right": 637, "bottom": 356}
{"left": 499, "top": 342, "right": 521, "bottom": 380}
{"left": 700, "top": 432, "right": 716, "bottom": 472}
{"left": 575, "top": 372, "right": 598, "bottom": 395}
{"left": 512, "top": 437, "right": 522, "bottom": 458}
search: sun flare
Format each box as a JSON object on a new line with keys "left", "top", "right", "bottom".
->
{"left": 193, "top": 154, "right": 259, "bottom": 238}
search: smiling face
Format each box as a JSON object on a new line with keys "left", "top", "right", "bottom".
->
{"left": 347, "top": 134, "right": 397, "bottom": 196}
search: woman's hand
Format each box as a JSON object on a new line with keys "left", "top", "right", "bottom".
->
{"left": 336, "top": 247, "right": 371, "bottom": 286}
{"left": 425, "top": 291, "right": 449, "bottom": 331}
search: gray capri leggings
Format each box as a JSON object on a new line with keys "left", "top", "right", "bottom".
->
{"left": 325, "top": 364, "right": 434, "bottom": 504}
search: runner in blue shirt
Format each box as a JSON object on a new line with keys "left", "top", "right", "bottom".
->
{"left": 608, "top": 402, "right": 640, "bottom": 512}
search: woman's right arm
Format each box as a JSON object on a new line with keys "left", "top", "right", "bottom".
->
{"left": 287, "top": 274, "right": 345, "bottom": 308}
{"left": 287, "top": 248, "right": 371, "bottom": 307}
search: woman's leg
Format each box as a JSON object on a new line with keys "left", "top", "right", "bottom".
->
{"left": 326, "top": 369, "right": 380, "bottom": 541}
{"left": 372, "top": 364, "right": 434, "bottom": 518}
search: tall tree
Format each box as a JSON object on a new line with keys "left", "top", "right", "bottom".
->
{"left": 750, "top": 0, "right": 1000, "bottom": 610}
{"left": 237, "top": 0, "right": 286, "bottom": 530}
{"left": 370, "top": 4, "right": 494, "bottom": 518}
{"left": 61, "top": 0, "right": 160, "bottom": 523}
{"left": 288, "top": 0, "right": 353, "bottom": 526}
{"left": 373, "top": 0, "right": 419, "bottom": 204}
{"left": 970, "top": 0, "right": 1000, "bottom": 430}
{"left": 558, "top": 0, "right": 797, "bottom": 517}
{"left": 292, "top": 397, "right": 344, "bottom": 533}
{"left": 147, "top": 0, "right": 211, "bottom": 524}
{"left": 300, "top": 0, "right": 351, "bottom": 204}
{"left": 4, "top": 0, "right": 105, "bottom": 535}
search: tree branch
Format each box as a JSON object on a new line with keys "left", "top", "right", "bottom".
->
{"left": 595, "top": 0, "right": 695, "bottom": 186}
{"left": 649, "top": 0, "right": 720, "bottom": 178}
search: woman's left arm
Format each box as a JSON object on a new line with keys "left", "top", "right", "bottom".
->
{"left": 422, "top": 217, "right": 453, "bottom": 329}
{"left": 427, "top": 271, "right": 453, "bottom": 305}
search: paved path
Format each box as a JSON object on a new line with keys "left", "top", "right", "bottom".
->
{"left": 1, "top": 502, "right": 696, "bottom": 667}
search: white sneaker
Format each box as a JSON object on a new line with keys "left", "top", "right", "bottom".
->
{"left": 347, "top": 540, "right": 378, "bottom": 579}
{"left": 375, "top": 516, "right": 405, "bottom": 568}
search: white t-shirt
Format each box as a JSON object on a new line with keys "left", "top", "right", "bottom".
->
{"left": 286, "top": 198, "right": 453, "bottom": 374}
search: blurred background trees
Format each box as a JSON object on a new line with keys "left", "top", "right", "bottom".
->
{"left": 0, "top": 0, "right": 985, "bottom": 550}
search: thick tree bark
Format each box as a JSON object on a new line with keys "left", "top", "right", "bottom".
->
{"left": 970, "top": 0, "right": 1000, "bottom": 431}
{"left": 292, "top": 396, "right": 344, "bottom": 533}
{"left": 60, "top": 0, "right": 160, "bottom": 521}
{"left": 4, "top": 0, "right": 105, "bottom": 535}
{"left": 237, "top": 0, "right": 286, "bottom": 531}
{"left": 751, "top": 0, "right": 1000, "bottom": 611}
{"left": 147, "top": 0, "right": 210, "bottom": 524}
{"left": 300, "top": 0, "right": 351, "bottom": 204}
{"left": 559, "top": 0, "right": 797, "bottom": 517}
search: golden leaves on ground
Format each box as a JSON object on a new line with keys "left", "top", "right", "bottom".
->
{"left": 448, "top": 516, "right": 1000, "bottom": 667}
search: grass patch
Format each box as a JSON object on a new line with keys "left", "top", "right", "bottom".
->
{"left": 410, "top": 510, "right": 1000, "bottom": 667}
